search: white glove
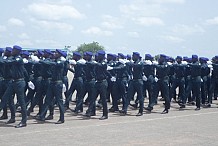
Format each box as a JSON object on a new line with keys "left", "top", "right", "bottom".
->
{"left": 77, "top": 59, "right": 86, "bottom": 64}
{"left": 31, "top": 55, "right": 40, "bottom": 62}
{"left": 111, "top": 76, "right": 116, "bottom": 82}
{"left": 154, "top": 77, "right": 158, "bottom": 82}
{"left": 142, "top": 75, "right": 147, "bottom": 81}
{"left": 181, "top": 61, "right": 187, "bottom": 65}
{"left": 92, "top": 61, "right": 97, "bottom": 64}
{"left": 3, "top": 56, "right": 7, "bottom": 59}
{"left": 60, "top": 56, "right": 66, "bottom": 61}
{"left": 69, "top": 59, "right": 76, "bottom": 65}
{"left": 107, "top": 66, "right": 113, "bottom": 70}
{"left": 167, "top": 62, "right": 172, "bottom": 65}
{"left": 201, "top": 78, "right": 203, "bottom": 82}
{"left": 207, "top": 61, "right": 212, "bottom": 65}
{"left": 28, "top": 81, "right": 35, "bottom": 90}
{"left": 119, "top": 59, "right": 126, "bottom": 64}
{"left": 144, "top": 60, "right": 152, "bottom": 65}
{"left": 152, "top": 61, "right": 158, "bottom": 65}
{"left": 23, "top": 58, "right": 28, "bottom": 64}
{"left": 62, "top": 84, "right": 66, "bottom": 92}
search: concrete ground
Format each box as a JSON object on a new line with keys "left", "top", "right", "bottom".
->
{"left": 1, "top": 98, "right": 218, "bottom": 146}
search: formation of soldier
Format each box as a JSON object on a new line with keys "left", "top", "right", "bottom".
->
{"left": 0, "top": 45, "right": 218, "bottom": 128}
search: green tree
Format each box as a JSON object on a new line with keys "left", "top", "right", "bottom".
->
{"left": 75, "top": 41, "right": 105, "bottom": 55}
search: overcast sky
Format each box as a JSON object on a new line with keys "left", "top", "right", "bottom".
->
{"left": 0, "top": 0, "right": 218, "bottom": 58}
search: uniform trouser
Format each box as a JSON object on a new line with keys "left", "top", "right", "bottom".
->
{"left": 28, "top": 79, "right": 51, "bottom": 115}
{"left": 144, "top": 75, "right": 155, "bottom": 106}
{"left": 40, "top": 82, "right": 65, "bottom": 121}
{"left": 153, "top": 77, "right": 170, "bottom": 110}
{"left": 25, "top": 77, "right": 42, "bottom": 108}
{"left": 106, "top": 79, "right": 113, "bottom": 101}
{"left": 170, "top": 77, "right": 185, "bottom": 102}
{"left": 201, "top": 76, "right": 208, "bottom": 104}
{"left": 63, "top": 76, "right": 69, "bottom": 99}
{"left": 65, "top": 78, "right": 83, "bottom": 109}
{"left": 0, "top": 80, "right": 15, "bottom": 119}
{"left": 2, "top": 80, "right": 27, "bottom": 123}
{"left": 169, "top": 75, "right": 176, "bottom": 100}
{"left": 208, "top": 77, "right": 218, "bottom": 104}
{"left": 112, "top": 79, "right": 128, "bottom": 110}
{"left": 183, "top": 76, "right": 201, "bottom": 108}
{"left": 76, "top": 80, "right": 95, "bottom": 112}
{"left": 124, "top": 79, "right": 144, "bottom": 113}
{"left": 87, "top": 80, "right": 108, "bottom": 116}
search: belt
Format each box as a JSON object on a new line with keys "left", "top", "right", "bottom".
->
{"left": 51, "top": 80, "right": 63, "bottom": 83}
{"left": 96, "top": 79, "right": 106, "bottom": 82}
{"left": 132, "top": 79, "right": 143, "bottom": 81}
{"left": 43, "top": 78, "right": 52, "bottom": 80}
{"left": 12, "top": 78, "right": 24, "bottom": 82}
{"left": 86, "top": 78, "right": 95, "bottom": 82}
{"left": 74, "top": 77, "right": 83, "bottom": 80}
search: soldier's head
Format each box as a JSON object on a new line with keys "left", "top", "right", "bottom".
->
{"left": 132, "top": 52, "right": 140, "bottom": 61}
{"left": 107, "top": 53, "right": 113, "bottom": 62}
{"left": 126, "top": 54, "right": 131, "bottom": 61}
{"left": 176, "top": 56, "right": 182, "bottom": 63}
{"left": 0, "top": 48, "right": 4, "bottom": 56}
{"left": 43, "top": 49, "right": 53, "bottom": 58}
{"left": 118, "top": 53, "right": 125, "bottom": 60}
{"left": 21, "top": 51, "right": 29, "bottom": 59}
{"left": 55, "top": 49, "right": 66, "bottom": 59}
{"left": 145, "top": 54, "right": 153, "bottom": 61}
{"left": 97, "top": 50, "right": 105, "bottom": 61}
{"left": 158, "top": 54, "right": 166, "bottom": 63}
{"left": 214, "top": 56, "right": 218, "bottom": 63}
{"left": 85, "top": 52, "right": 93, "bottom": 61}
{"left": 37, "top": 50, "right": 44, "bottom": 58}
{"left": 4, "top": 47, "right": 12, "bottom": 57}
{"left": 73, "top": 52, "right": 82, "bottom": 61}
{"left": 12, "top": 45, "right": 22, "bottom": 56}
{"left": 192, "top": 55, "right": 198, "bottom": 63}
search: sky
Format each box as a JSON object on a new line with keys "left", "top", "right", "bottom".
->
{"left": 0, "top": 0, "right": 218, "bottom": 58}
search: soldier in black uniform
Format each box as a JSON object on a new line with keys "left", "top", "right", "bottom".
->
{"left": 120, "top": 52, "right": 144, "bottom": 116}
{"left": 0, "top": 45, "right": 28, "bottom": 128}
{"left": 86, "top": 50, "right": 109, "bottom": 120}
{"left": 0, "top": 47, "right": 16, "bottom": 122}
{"left": 199, "top": 57, "right": 210, "bottom": 106}
{"left": 170, "top": 56, "right": 186, "bottom": 105}
{"left": 108, "top": 54, "right": 129, "bottom": 112}
{"left": 180, "top": 55, "right": 201, "bottom": 110}
{"left": 153, "top": 54, "right": 170, "bottom": 114}
{"left": 208, "top": 56, "right": 218, "bottom": 107}
{"left": 65, "top": 52, "right": 85, "bottom": 114}
{"left": 35, "top": 49, "right": 66, "bottom": 124}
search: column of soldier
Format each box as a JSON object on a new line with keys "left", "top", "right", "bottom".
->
{"left": 0, "top": 45, "right": 218, "bottom": 128}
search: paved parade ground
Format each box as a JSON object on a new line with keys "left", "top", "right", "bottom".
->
{"left": 1, "top": 98, "right": 218, "bottom": 146}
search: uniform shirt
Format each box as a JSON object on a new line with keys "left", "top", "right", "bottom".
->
{"left": 190, "top": 61, "right": 201, "bottom": 77}
{"left": 173, "top": 63, "right": 186, "bottom": 78}
{"left": 129, "top": 60, "right": 144, "bottom": 80}
{"left": 143, "top": 63, "right": 155, "bottom": 77}
{"left": 71, "top": 62, "right": 84, "bottom": 78}
{"left": 0, "top": 56, "right": 4, "bottom": 77}
{"left": 5, "top": 55, "right": 26, "bottom": 80}
{"left": 113, "top": 62, "right": 129, "bottom": 79}
{"left": 95, "top": 60, "right": 110, "bottom": 81}
{"left": 155, "top": 62, "right": 170, "bottom": 79}
{"left": 83, "top": 61, "right": 96, "bottom": 81}
{"left": 32, "top": 62, "right": 42, "bottom": 78}
{"left": 39, "top": 58, "right": 52, "bottom": 79}
{"left": 40, "top": 58, "right": 64, "bottom": 81}
{"left": 201, "top": 63, "right": 210, "bottom": 77}
{"left": 212, "top": 63, "right": 218, "bottom": 78}
{"left": 107, "top": 60, "right": 116, "bottom": 77}
{"left": 63, "top": 60, "right": 69, "bottom": 76}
